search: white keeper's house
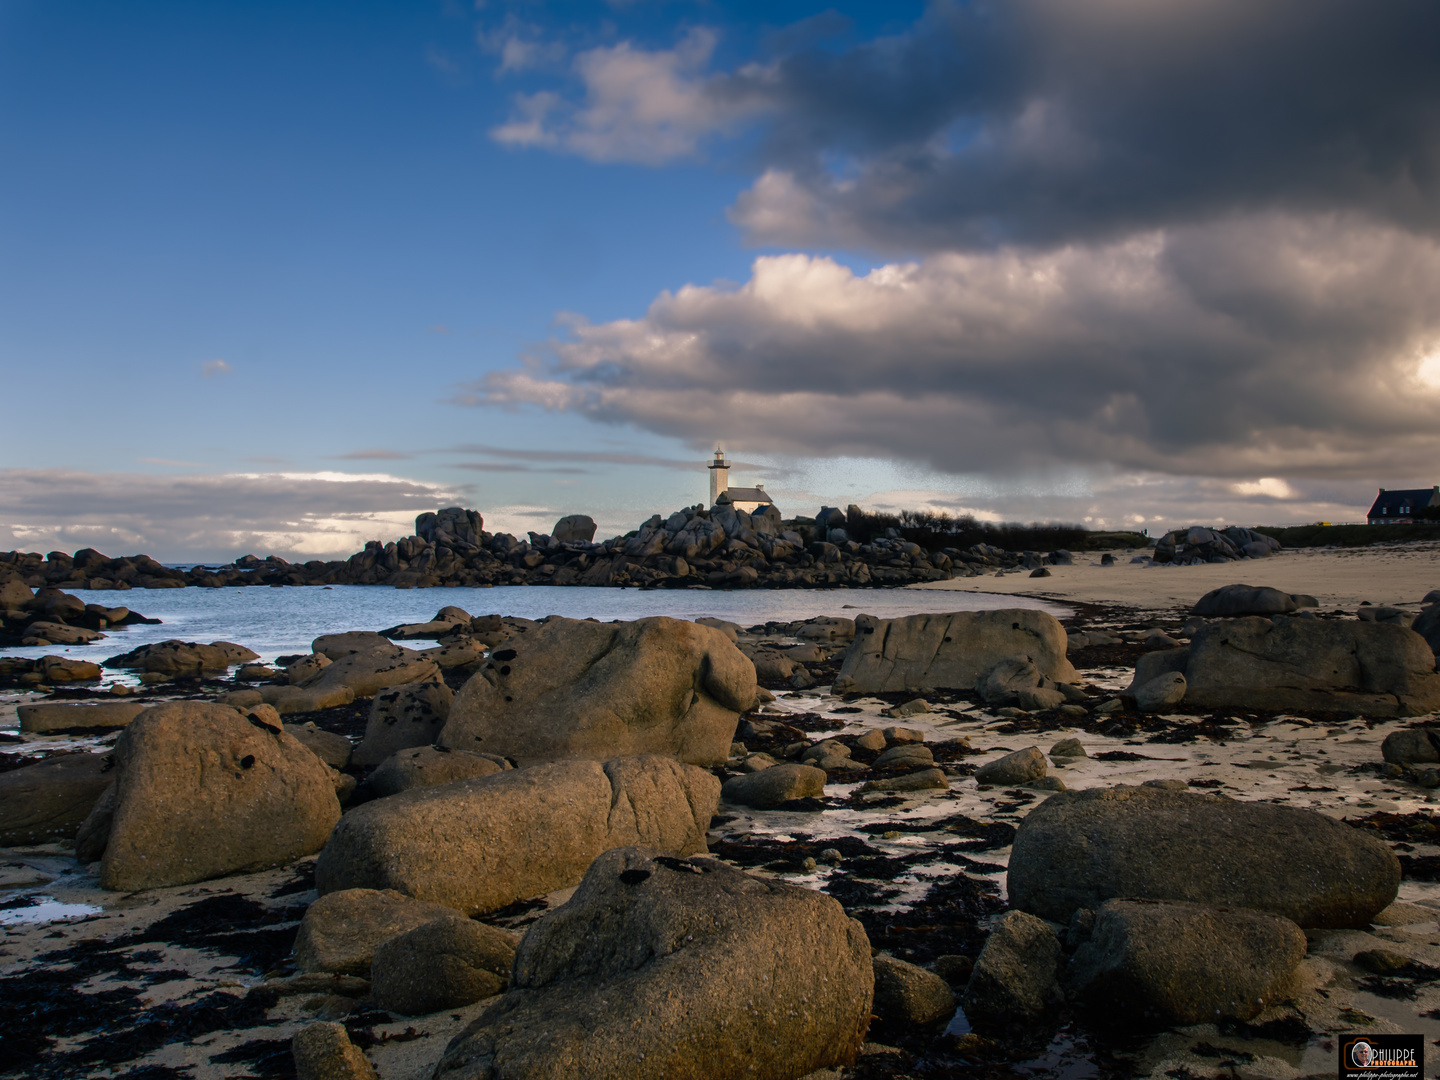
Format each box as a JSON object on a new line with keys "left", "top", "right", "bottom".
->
{"left": 707, "top": 449, "right": 776, "bottom": 514}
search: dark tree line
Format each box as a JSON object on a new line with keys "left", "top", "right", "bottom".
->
{"left": 841, "top": 506, "right": 1148, "bottom": 553}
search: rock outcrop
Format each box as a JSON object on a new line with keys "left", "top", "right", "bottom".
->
{"left": 314, "top": 755, "right": 718, "bottom": 914}
{"left": 440, "top": 616, "right": 755, "bottom": 767}
{"left": 1154, "top": 526, "right": 1281, "bottom": 565}
{"left": 1127, "top": 616, "right": 1440, "bottom": 716}
{"left": 834, "top": 610, "right": 1077, "bottom": 694}
{"left": 94, "top": 702, "right": 342, "bottom": 891}
{"left": 104, "top": 639, "right": 258, "bottom": 676}
{"left": 1007, "top": 785, "right": 1399, "bottom": 928}
{"left": 433, "top": 847, "right": 874, "bottom": 1080}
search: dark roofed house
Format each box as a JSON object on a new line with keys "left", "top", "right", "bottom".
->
{"left": 1367, "top": 486, "right": 1440, "bottom": 524}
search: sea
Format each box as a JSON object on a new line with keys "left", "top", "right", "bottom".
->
{"left": 0, "top": 584, "right": 1069, "bottom": 665}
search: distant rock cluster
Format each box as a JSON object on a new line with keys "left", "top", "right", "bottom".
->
{"left": 0, "top": 504, "right": 1088, "bottom": 592}
{"left": 1152, "top": 525, "right": 1281, "bottom": 564}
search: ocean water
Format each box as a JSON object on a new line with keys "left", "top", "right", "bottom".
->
{"left": 2, "top": 584, "right": 1069, "bottom": 664}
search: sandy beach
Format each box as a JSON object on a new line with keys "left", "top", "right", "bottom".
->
{"left": 917, "top": 541, "right": 1440, "bottom": 615}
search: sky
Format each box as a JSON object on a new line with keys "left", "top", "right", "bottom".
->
{"left": 3, "top": 0, "right": 1440, "bottom": 561}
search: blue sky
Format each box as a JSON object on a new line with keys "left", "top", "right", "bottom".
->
{"left": 3, "top": 1, "right": 1440, "bottom": 559}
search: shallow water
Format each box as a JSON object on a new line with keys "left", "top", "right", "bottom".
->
{"left": 1, "top": 584, "right": 1068, "bottom": 663}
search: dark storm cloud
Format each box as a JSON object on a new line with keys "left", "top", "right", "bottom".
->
{"left": 730, "top": 0, "right": 1440, "bottom": 252}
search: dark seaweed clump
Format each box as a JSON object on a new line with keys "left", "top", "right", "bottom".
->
{"left": 0, "top": 892, "right": 301, "bottom": 1078}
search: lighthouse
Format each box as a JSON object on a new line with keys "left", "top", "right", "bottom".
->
{"left": 707, "top": 448, "right": 776, "bottom": 513}
{"left": 708, "top": 448, "right": 730, "bottom": 505}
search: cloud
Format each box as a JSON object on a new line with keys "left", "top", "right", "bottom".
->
{"left": 0, "top": 469, "right": 463, "bottom": 562}
{"left": 446, "top": 443, "right": 702, "bottom": 470}
{"left": 139, "top": 457, "right": 206, "bottom": 468}
{"left": 449, "top": 462, "right": 588, "bottom": 475}
{"left": 326, "top": 448, "right": 416, "bottom": 461}
{"left": 484, "top": 3, "right": 1440, "bottom": 249}
{"left": 490, "top": 28, "right": 770, "bottom": 164}
{"left": 456, "top": 213, "right": 1440, "bottom": 483}
{"left": 201, "top": 359, "right": 232, "bottom": 378}
{"left": 726, "top": 0, "right": 1440, "bottom": 253}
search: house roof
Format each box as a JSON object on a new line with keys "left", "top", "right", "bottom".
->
{"left": 1367, "top": 487, "right": 1440, "bottom": 517}
{"left": 716, "top": 487, "right": 774, "bottom": 505}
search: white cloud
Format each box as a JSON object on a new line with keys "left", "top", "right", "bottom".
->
{"left": 0, "top": 469, "right": 466, "bottom": 562}
{"left": 490, "top": 28, "right": 770, "bottom": 164}
{"left": 457, "top": 213, "right": 1440, "bottom": 483}
{"left": 202, "top": 359, "right": 232, "bottom": 378}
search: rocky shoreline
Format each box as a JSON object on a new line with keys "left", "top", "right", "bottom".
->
{"left": 0, "top": 504, "right": 1146, "bottom": 597}
{"left": 3, "top": 577, "right": 1440, "bottom": 1079}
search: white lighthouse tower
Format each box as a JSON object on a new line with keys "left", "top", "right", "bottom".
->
{"left": 707, "top": 447, "right": 777, "bottom": 514}
{"left": 708, "top": 448, "right": 730, "bottom": 505}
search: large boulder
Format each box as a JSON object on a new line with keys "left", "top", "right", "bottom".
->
{"left": 433, "top": 847, "right": 873, "bottom": 1080}
{"left": 298, "top": 642, "right": 440, "bottom": 700}
{"left": 371, "top": 914, "right": 517, "bottom": 1015}
{"left": 1414, "top": 603, "right": 1440, "bottom": 656}
{"left": 835, "top": 610, "right": 1076, "bottom": 694}
{"left": 294, "top": 888, "right": 460, "bottom": 974}
{"left": 0, "top": 752, "right": 114, "bottom": 846}
{"left": 315, "top": 756, "right": 719, "bottom": 914}
{"left": 1007, "top": 785, "right": 1399, "bottom": 928}
{"left": 1383, "top": 726, "right": 1440, "bottom": 765}
{"left": 1066, "top": 899, "right": 1307, "bottom": 1025}
{"left": 1190, "top": 585, "right": 1309, "bottom": 617}
{"left": 96, "top": 702, "right": 342, "bottom": 891}
{"left": 440, "top": 616, "right": 755, "bottom": 767}
{"left": 1128, "top": 617, "right": 1440, "bottom": 716}
{"left": 104, "top": 639, "right": 259, "bottom": 676}
{"left": 352, "top": 682, "right": 454, "bottom": 767}
{"left": 17, "top": 701, "right": 145, "bottom": 734}
{"left": 551, "top": 514, "right": 597, "bottom": 543}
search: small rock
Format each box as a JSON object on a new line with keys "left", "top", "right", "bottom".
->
{"left": 743, "top": 753, "right": 778, "bottom": 772}
{"left": 882, "top": 698, "right": 930, "bottom": 719}
{"left": 872, "top": 955, "right": 956, "bottom": 1026}
{"left": 872, "top": 744, "right": 934, "bottom": 769}
{"left": 881, "top": 726, "right": 925, "bottom": 744}
{"left": 1050, "top": 738, "right": 1087, "bottom": 758}
{"left": 974, "top": 747, "right": 1046, "bottom": 786}
{"left": 1133, "top": 672, "right": 1187, "bottom": 713}
{"left": 292, "top": 1021, "right": 377, "bottom": 1080}
{"left": 1027, "top": 776, "right": 1067, "bottom": 791}
{"left": 1353, "top": 949, "right": 1412, "bottom": 974}
{"left": 852, "top": 730, "right": 886, "bottom": 752}
{"left": 370, "top": 914, "right": 516, "bottom": 1015}
{"left": 933, "top": 954, "right": 973, "bottom": 986}
{"left": 721, "top": 763, "right": 827, "bottom": 808}
{"left": 1017, "top": 687, "right": 1066, "bottom": 712}
{"left": 962, "top": 910, "right": 1062, "bottom": 1022}
{"left": 860, "top": 768, "right": 950, "bottom": 793}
